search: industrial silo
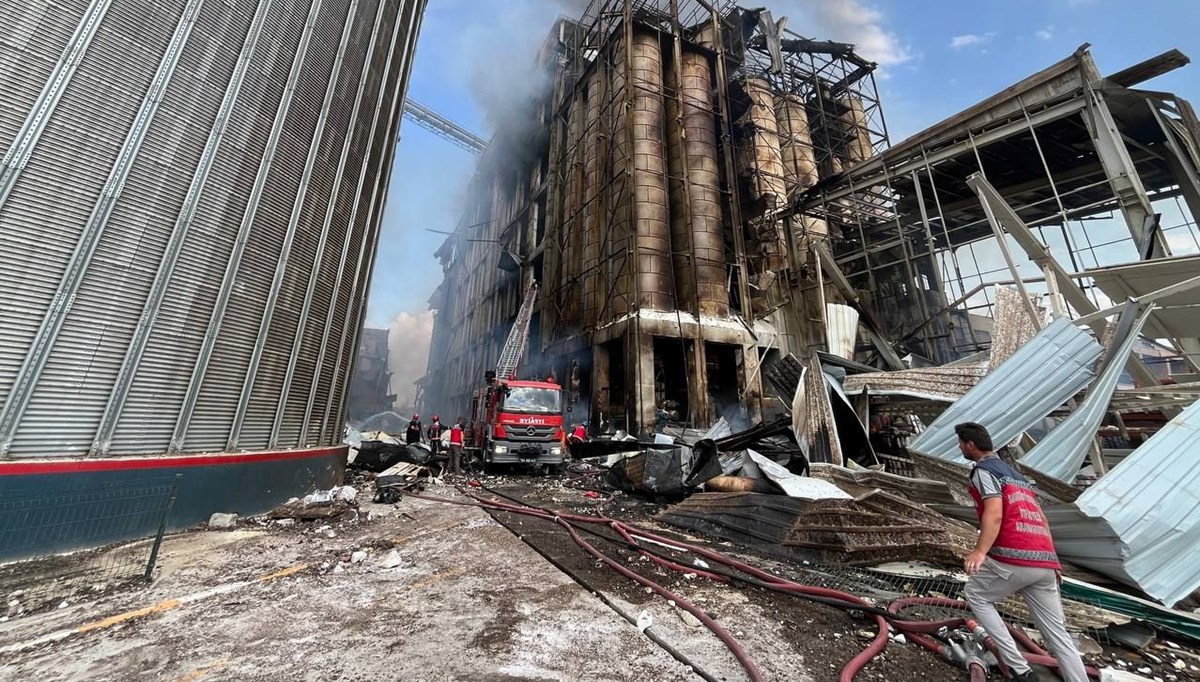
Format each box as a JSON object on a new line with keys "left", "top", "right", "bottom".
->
{"left": 0, "top": 0, "right": 427, "bottom": 547}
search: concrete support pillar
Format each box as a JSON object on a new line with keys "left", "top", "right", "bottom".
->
{"left": 737, "top": 344, "right": 763, "bottom": 426}
{"left": 684, "top": 340, "right": 709, "bottom": 429}
{"left": 627, "top": 332, "right": 656, "bottom": 438}
{"left": 590, "top": 342, "right": 610, "bottom": 432}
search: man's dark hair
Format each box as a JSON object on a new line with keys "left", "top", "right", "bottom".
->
{"left": 954, "top": 422, "right": 993, "bottom": 452}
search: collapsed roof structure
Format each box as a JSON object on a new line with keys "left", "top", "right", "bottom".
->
{"left": 421, "top": 0, "right": 1200, "bottom": 608}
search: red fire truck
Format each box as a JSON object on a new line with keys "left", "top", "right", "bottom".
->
{"left": 467, "top": 283, "right": 566, "bottom": 472}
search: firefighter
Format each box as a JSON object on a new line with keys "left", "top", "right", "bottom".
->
{"left": 448, "top": 418, "right": 465, "bottom": 475}
{"left": 427, "top": 415, "right": 443, "bottom": 456}
{"left": 406, "top": 414, "right": 422, "bottom": 445}
{"left": 569, "top": 422, "right": 586, "bottom": 444}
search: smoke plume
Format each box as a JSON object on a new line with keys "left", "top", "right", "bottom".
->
{"left": 387, "top": 311, "right": 434, "bottom": 413}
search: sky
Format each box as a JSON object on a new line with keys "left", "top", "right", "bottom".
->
{"left": 369, "top": 0, "right": 1200, "bottom": 397}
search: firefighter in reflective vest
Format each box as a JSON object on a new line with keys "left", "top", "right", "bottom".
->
{"left": 448, "top": 418, "right": 465, "bottom": 475}
{"left": 427, "top": 415, "right": 443, "bottom": 456}
{"left": 955, "top": 422, "right": 1087, "bottom": 682}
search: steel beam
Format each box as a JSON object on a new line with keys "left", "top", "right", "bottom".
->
{"left": 966, "top": 172, "right": 1165, "bottom": 391}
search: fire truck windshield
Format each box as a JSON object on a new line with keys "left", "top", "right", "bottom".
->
{"left": 502, "top": 387, "right": 561, "bottom": 414}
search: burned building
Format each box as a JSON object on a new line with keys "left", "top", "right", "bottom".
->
{"left": 423, "top": 0, "right": 889, "bottom": 436}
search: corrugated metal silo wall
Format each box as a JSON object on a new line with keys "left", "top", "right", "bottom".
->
{"left": 0, "top": 0, "right": 426, "bottom": 458}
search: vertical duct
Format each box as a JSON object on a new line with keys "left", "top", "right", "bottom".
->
{"left": 667, "top": 49, "right": 727, "bottom": 317}
{"left": 582, "top": 67, "right": 603, "bottom": 326}
{"left": 561, "top": 89, "right": 584, "bottom": 325}
{"left": 628, "top": 31, "right": 672, "bottom": 312}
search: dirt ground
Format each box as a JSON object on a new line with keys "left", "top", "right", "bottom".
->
{"left": 1, "top": 472, "right": 1197, "bottom": 682}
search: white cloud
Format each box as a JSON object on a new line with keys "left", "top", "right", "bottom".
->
{"left": 1036, "top": 27, "right": 1054, "bottom": 41}
{"left": 950, "top": 32, "right": 995, "bottom": 49}
{"left": 765, "top": 0, "right": 912, "bottom": 67}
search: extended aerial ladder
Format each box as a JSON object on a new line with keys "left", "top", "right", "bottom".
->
{"left": 496, "top": 282, "right": 538, "bottom": 382}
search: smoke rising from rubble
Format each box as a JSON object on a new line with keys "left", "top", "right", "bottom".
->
{"left": 387, "top": 311, "right": 434, "bottom": 414}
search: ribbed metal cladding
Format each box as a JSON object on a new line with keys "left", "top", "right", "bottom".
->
{"left": 0, "top": 0, "right": 91, "bottom": 156}
{"left": 324, "top": 0, "right": 417, "bottom": 444}
{"left": 304, "top": 0, "right": 403, "bottom": 444}
{"left": 0, "top": 0, "right": 425, "bottom": 458}
{"left": 628, "top": 32, "right": 673, "bottom": 312}
{"left": 666, "top": 49, "right": 727, "bottom": 318}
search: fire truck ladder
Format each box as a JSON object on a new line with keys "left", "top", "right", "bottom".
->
{"left": 496, "top": 282, "right": 538, "bottom": 382}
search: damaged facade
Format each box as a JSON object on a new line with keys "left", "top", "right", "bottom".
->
{"left": 424, "top": 0, "right": 890, "bottom": 436}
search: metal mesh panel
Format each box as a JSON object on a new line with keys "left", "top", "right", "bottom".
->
{"left": 227, "top": 0, "right": 351, "bottom": 449}
{"left": 14, "top": 0, "right": 255, "bottom": 457}
{"left": 112, "top": 0, "right": 311, "bottom": 453}
{"left": 0, "top": 0, "right": 185, "bottom": 449}
{"left": 275, "top": 0, "right": 380, "bottom": 447}
{"left": 0, "top": 0, "right": 90, "bottom": 155}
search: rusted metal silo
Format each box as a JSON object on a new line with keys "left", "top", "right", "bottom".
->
{"left": 742, "top": 77, "right": 788, "bottom": 273}
{"left": 667, "top": 50, "right": 728, "bottom": 318}
{"left": 775, "top": 93, "right": 818, "bottom": 198}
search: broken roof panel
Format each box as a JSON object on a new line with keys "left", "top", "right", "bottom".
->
{"left": 842, "top": 363, "right": 988, "bottom": 401}
{"left": 1087, "top": 254, "right": 1200, "bottom": 342}
{"left": 1020, "top": 306, "right": 1153, "bottom": 483}
{"left": 1051, "top": 397, "right": 1200, "bottom": 607}
{"left": 908, "top": 317, "right": 1102, "bottom": 462}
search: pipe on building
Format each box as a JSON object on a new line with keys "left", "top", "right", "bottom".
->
{"left": 582, "top": 67, "right": 604, "bottom": 326}
{"left": 667, "top": 49, "right": 728, "bottom": 318}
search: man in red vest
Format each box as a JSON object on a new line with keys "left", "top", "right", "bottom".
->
{"left": 448, "top": 418, "right": 465, "bottom": 475}
{"left": 956, "top": 422, "right": 1087, "bottom": 682}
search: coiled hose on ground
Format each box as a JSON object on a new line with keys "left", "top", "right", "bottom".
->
{"left": 401, "top": 487, "right": 1100, "bottom": 681}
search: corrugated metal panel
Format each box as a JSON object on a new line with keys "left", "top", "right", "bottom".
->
{"left": 278, "top": 0, "right": 384, "bottom": 448}
{"left": 842, "top": 363, "right": 988, "bottom": 402}
{"left": 908, "top": 317, "right": 1102, "bottom": 461}
{"left": 182, "top": 0, "right": 325, "bottom": 452}
{"left": 1047, "top": 397, "right": 1200, "bottom": 607}
{"left": 0, "top": 0, "right": 188, "bottom": 457}
{"left": 1021, "top": 306, "right": 1153, "bottom": 482}
{"left": 234, "top": 0, "right": 357, "bottom": 449}
{"left": 317, "top": 0, "right": 409, "bottom": 443}
{"left": 824, "top": 303, "right": 858, "bottom": 360}
{"left": 110, "top": 0, "right": 306, "bottom": 454}
{"left": 0, "top": 1, "right": 91, "bottom": 156}
{"left": 0, "top": 0, "right": 423, "bottom": 458}
{"left": 94, "top": 0, "right": 268, "bottom": 456}
{"left": 10, "top": 0, "right": 202, "bottom": 457}
{"left": 1088, "top": 255, "right": 1200, "bottom": 343}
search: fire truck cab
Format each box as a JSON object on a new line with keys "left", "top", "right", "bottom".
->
{"left": 469, "top": 374, "right": 565, "bottom": 470}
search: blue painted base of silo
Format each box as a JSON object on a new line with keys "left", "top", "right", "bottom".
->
{"left": 0, "top": 446, "right": 347, "bottom": 562}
